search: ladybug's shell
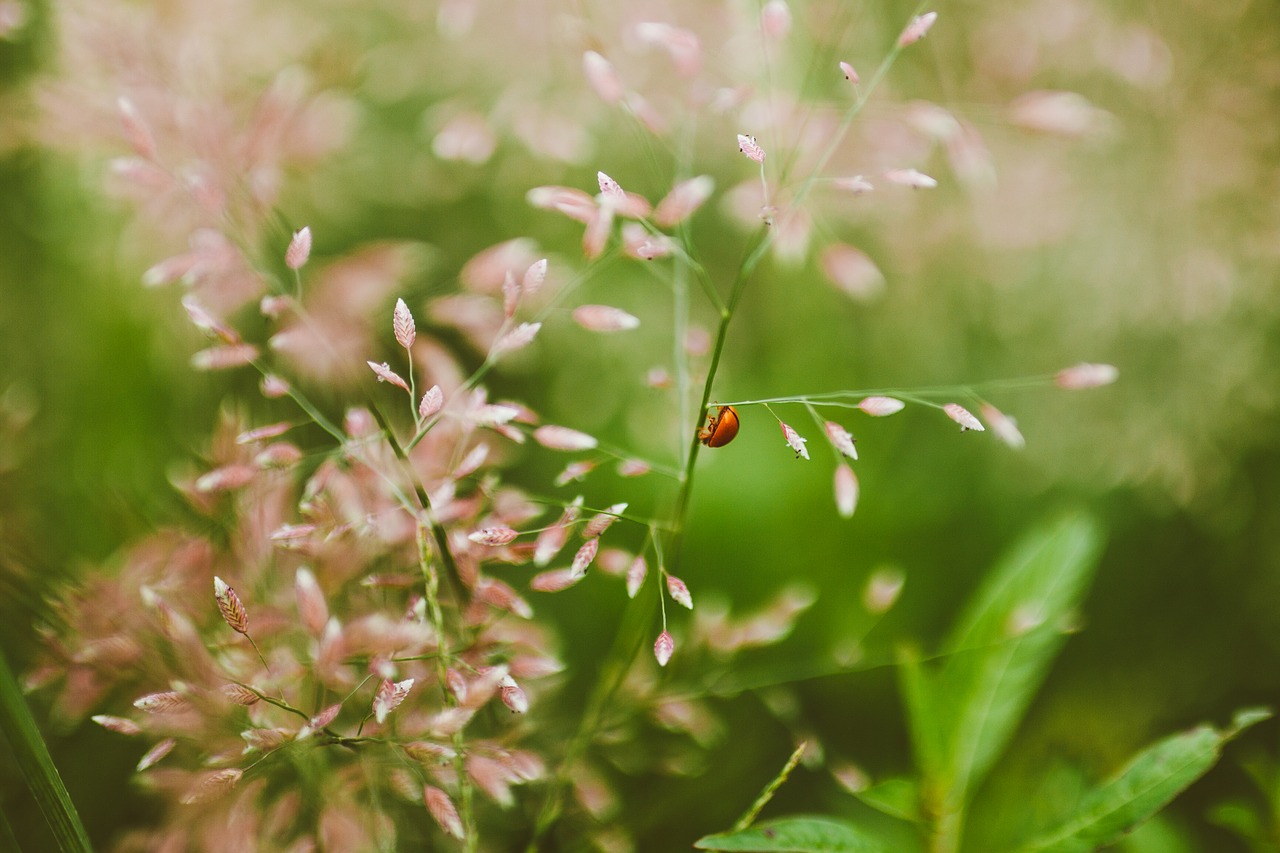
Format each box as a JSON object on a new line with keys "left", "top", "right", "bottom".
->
{"left": 703, "top": 406, "right": 740, "bottom": 448}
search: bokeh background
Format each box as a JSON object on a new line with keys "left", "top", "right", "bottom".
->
{"left": 2, "top": 0, "right": 1280, "bottom": 849}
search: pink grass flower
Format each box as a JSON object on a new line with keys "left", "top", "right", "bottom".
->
{"left": 419, "top": 385, "right": 444, "bottom": 419}
{"left": 621, "top": 222, "right": 675, "bottom": 260}
{"left": 858, "top": 396, "right": 905, "bottom": 416}
{"left": 236, "top": 421, "right": 293, "bottom": 444}
{"left": 534, "top": 501, "right": 581, "bottom": 566}
{"left": 181, "top": 296, "right": 240, "bottom": 344}
{"left": 221, "top": 684, "right": 260, "bottom": 706}
{"left": 884, "top": 168, "right": 938, "bottom": 189}
{"left": 492, "top": 321, "right": 542, "bottom": 355}
{"left": 195, "top": 463, "right": 257, "bottom": 493}
{"left": 834, "top": 463, "right": 859, "bottom": 518}
{"left": 633, "top": 22, "right": 702, "bottom": 76}
{"left": 133, "top": 691, "right": 190, "bottom": 714}
{"left": 654, "top": 630, "right": 675, "bottom": 666}
{"left": 260, "top": 374, "right": 290, "bottom": 398}
{"left": 531, "top": 568, "right": 586, "bottom": 592}
{"left": 943, "top": 403, "right": 985, "bottom": 432}
{"left": 653, "top": 175, "right": 714, "bottom": 228}
{"left": 254, "top": 442, "right": 301, "bottom": 469}
{"left": 92, "top": 715, "right": 141, "bottom": 736}
{"left": 309, "top": 704, "right": 342, "bottom": 731}
{"left": 618, "top": 458, "right": 651, "bottom": 477}
{"left": 373, "top": 678, "right": 415, "bottom": 724}
{"left": 295, "top": 568, "right": 330, "bottom": 636}
{"left": 191, "top": 343, "right": 259, "bottom": 371}
{"left": 824, "top": 422, "right": 858, "bottom": 460}
{"left": 527, "top": 186, "right": 597, "bottom": 223}
{"left": 285, "top": 226, "right": 312, "bottom": 270}
{"left": 898, "top": 11, "right": 938, "bottom": 47}
{"left": 533, "top": 425, "right": 599, "bottom": 452}
{"left": 570, "top": 539, "right": 599, "bottom": 577}
{"left": 979, "top": 403, "right": 1026, "bottom": 450}
{"left": 1009, "top": 91, "right": 1111, "bottom": 137}
{"left": 780, "top": 422, "right": 810, "bottom": 460}
{"left": 582, "top": 503, "right": 627, "bottom": 539}
{"left": 626, "top": 556, "right": 648, "bottom": 599}
{"left": 367, "top": 361, "right": 410, "bottom": 392}
{"left": 424, "top": 785, "right": 465, "bottom": 840}
{"left": 554, "top": 460, "right": 596, "bottom": 486}
{"left": 499, "top": 674, "right": 529, "bottom": 713}
{"left": 597, "top": 171, "right": 625, "bottom": 199}
{"left": 213, "top": 576, "right": 249, "bottom": 634}
{"left": 839, "top": 61, "right": 860, "bottom": 84}
{"left": 523, "top": 258, "right": 548, "bottom": 296}
{"left": 583, "top": 51, "right": 625, "bottom": 105}
{"left": 821, "top": 244, "right": 884, "bottom": 301}
{"left": 573, "top": 304, "right": 640, "bottom": 332}
{"left": 136, "top": 738, "right": 176, "bottom": 771}
{"left": 737, "top": 134, "right": 766, "bottom": 163}
{"left": 761, "top": 0, "right": 792, "bottom": 39}
{"left": 393, "top": 298, "right": 416, "bottom": 349}
{"left": 469, "top": 527, "right": 519, "bottom": 546}
{"left": 116, "top": 97, "right": 157, "bottom": 161}
{"left": 1055, "top": 362, "right": 1119, "bottom": 390}
{"left": 181, "top": 769, "right": 243, "bottom": 805}
{"left": 833, "top": 175, "right": 874, "bottom": 194}
{"left": 666, "top": 575, "right": 693, "bottom": 609}
{"left": 473, "top": 578, "right": 533, "bottom": 619}
{"left": 502, "top": 270, "right": 521, "bottom": 318}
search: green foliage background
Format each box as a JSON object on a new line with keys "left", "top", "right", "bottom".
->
{"left": 3, "top": 0, "right": 1280, "bottom": 849}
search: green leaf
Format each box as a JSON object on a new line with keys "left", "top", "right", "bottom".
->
{"left": 934, "top": 512, "right": 1104, "bottom": 802}
{"left": 854, "top": 777, "right": 922, "bottom": 823}
{"left": 0, "top": 649, "right": 93, "bottom": 853}
{"left": 898, "top": 649, "right": 943, "bottom": 784}
{"left": 1014, "top": 709, "right": 1271, "bottom": 853}
{"left": 695, "top": 816, "right": 890, "bottom": 852}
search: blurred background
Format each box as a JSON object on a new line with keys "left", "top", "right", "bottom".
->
{"left": 2, "top": 0, "right": 1280, "bottom": 849}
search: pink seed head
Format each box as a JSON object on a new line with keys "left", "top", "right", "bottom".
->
{"left": 499, "top": 675, "right": 529, "bottom": 713}
{"left": 884, "top": 168, "right": 938, "bottom": 189}
{"left": 737, "top": 134, "right": 766, "bottom": 163}
{"left": 419, "top": 385, "right": 444, "bottom": 419}
{"left": 1055, "top": 362, "right": 1119, "bottom": 390}
{"left": 570, "top": 538, "right": 599, "bottom": 577}
{"left": 596, "top": 171, "right": 625, "bottom": 199}
{"left": 469, "top": 527, "right": 519, "bottom": 546}
{"left": 863, "top": 568, "right": 905, "bottom": 614}
{"left": 834, "top": 464, "right": 859, "bottom": 519}
{"left": 780, "top": 422, "right": 810, "bottom": 460}
{"left": 583, "top": 51, "right": 625, "bottom": 105}
{"left": 424, "top": 785, "right": 465, "bottom": 840}
{"left": 833, "top": 175, "right": 874, "bottom": 194}
{"left": 573, "top": 304, "right": 640, "bottom": 332}
{"left": 92, "top": 715, "right": 142, "bottom": 736}
{"left": 295, "top": 568, "right": 330, "bottom": 636}
{"left": 858, "top": 396, "right": 905, "bottom": 417}
{"left": 943, "top": 403, "right": 985, "bottom": 432}
{"left": 582, "top": 503, "right": 627, "bottom": 539}
{"left": 626, "top": 555, "right": 648, "bottom": 599}
{"left": 980, "top": 403, "right": 1026, "bottom": 450}
{"left": 213, "top": 576, "right": 249, "bottom": 634}
{"left": 653, "top": 175, "right": 714, "bottom": 228}
{"left": 654, "top": 630, "right": 675, "bottom": 666}
{"left": 839, "top": 61, "right": 859, "bottom": 84}
{"left": 393, "top": 298, "right": 416, "bottom": 349}
{"left": 285, "top": 226, "right": 312, "bottom": 269}
{"left": 136, "top": 738, "right": 176, "bottom": 771}
{"left": 492, "top": 321, "right": 542, "bottom": 355}
{"left": 191, "top": 343, "right": 259, "bottom": 371}
{"left": 666, "top": 575, "right": 693, "bottom": 609}
{"left": 824, "top": 422, "right": 859, "bottom": 459}
{"left": 522, "top": 258, "right": 548, "bottom": 295}
{"left": 373, "top": 678, "right": 415, "bottom": 724}
{"left": 898, "top": 11, "right": 938, "bottom": 47}
{"left": 531, "top": 567, "right": 586, "bottom": 593}
{"left": 261, "top": 374, "right": 290, "bottom": 398}
{"left": 181, "top": 769, "right": 243, "bottom": 805}
{"left": 761, "top": 0, "right": 792, "bottom": 39}
{"left": 367, "top": 361, "right": 410, "bottom": 392}
{"left": 533, "top": 425, "right": 598, "bottom": 452}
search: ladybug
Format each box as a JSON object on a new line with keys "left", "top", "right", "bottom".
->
{"left": 698, "top": 405, "right": 740, "bottom": 448}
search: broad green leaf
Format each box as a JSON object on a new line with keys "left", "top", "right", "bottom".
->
{"left": 854, "top": 777, "right": 922, "bottom": 823}
{"left": 1014, "top": 708, "right": 1271, "bottom": 853}
{"left": 0, "top": 650, "right": 93, "bottom": 853}
{"left": 935, "top": 513, "right": 1104, "bottom": 801}
{"left": 695, "top": 816, "right": 890, "bottom": 852}
{"left": 898, "top": 649, "right": 943, "bottom": 784}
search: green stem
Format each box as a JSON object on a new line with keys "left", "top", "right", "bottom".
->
{"left": 0, "top": 650, "right": 93, "bottom": 853}
{"left": 733, "top": 741, "right": 808, "bottom": 831}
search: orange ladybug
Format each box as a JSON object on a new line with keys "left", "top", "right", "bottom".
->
{"left": 699, "top": 405, "right": 740, "bottom": 448}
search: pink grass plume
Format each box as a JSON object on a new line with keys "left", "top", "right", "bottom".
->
{"left": 469, "top": 527, "right": 519, "bottom": 546}
{"left": 570, "top": 539, "right": 599, "bottom": 577}
{"left": 898, "top": 11, "right": 938, "bottom": 47}
{"left": 285, "top": 226, "right": 312, "bottom": 270}
{"left": 419, "top": 385, "right": 444, "bottom": 419}
{"left": 666, "top": 575, "right": 693, "bottom": 609}
{"left": 626, "top": 555, "right": 648, "bottom": 598}
{"left": 839, "top": 61, "right": 860, "bottom": 85}
{"left": 424, "top": 785, "right": 465, "bottom": 839}
{"left": 181, "top": 769, "right": 243, "bottom": 805}
{"left": 1055, "top": 362, "right": 1119, "bottom": 389}
{"left": 859, "top": 396, "right": 905, "bottom": 416}
{"left": 583, "top": 51, "right": 625, "bottom": 105}
{"left": 367, "top": 361, "right": 410, "bottom": 392}
{"left": 393, "top": 298, "right": 416, "bottom": 349}
{"left": 654, "top": 175, "right": 714, "bottom": 227}
{"left": 295, "top": 568, "right": 330, "bottom": 636}
{"left": 116, "top": 97, "right": 157, "bottom": 161}
{"left": 213, "top": 576, "right": 249, "bottom": 634}
{"left": 824, "top": 421, "right": 858, "bottom": 460}
{"left": 780, "top": 422, "right": 810, "bottom": 460}
{"left": 499, "top": 674, "right": 529, "bottom": 713}
{"left": 573, "top": 304, "right": 640, "bottom": 332}
{"left": 373, "top": 678, "right": 415, "bottom": 724}
{"left": 737, "top": 134, "right": 766, "bottom": 163}
{"left": 531, "top": 568, "right": 586, "bottom": 592}
{"left": 943, "top": 403, "right": 985, "bottom": 432}
{"left": 834, "top": 463, "right": 859, "bottom": 518}
{"left": 136, "top": 738, "right": 176, "bottom": 771}
{"left": 761, "top": 0, "right": 792, "bottom": 39}
{"left": 980, "top": 403, "right": 1026, "bottom": 449}
{"left": 582, "top": 503, "right": 627, "bottom": 539}
{"left": 533, "top": 425, "right": 598, "bottom": 452}
{"left": 885, "top": 168, "right": 938, "bottom": 189}
{"left": 654, "top": 630, "right": 675, "bottom": 666}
